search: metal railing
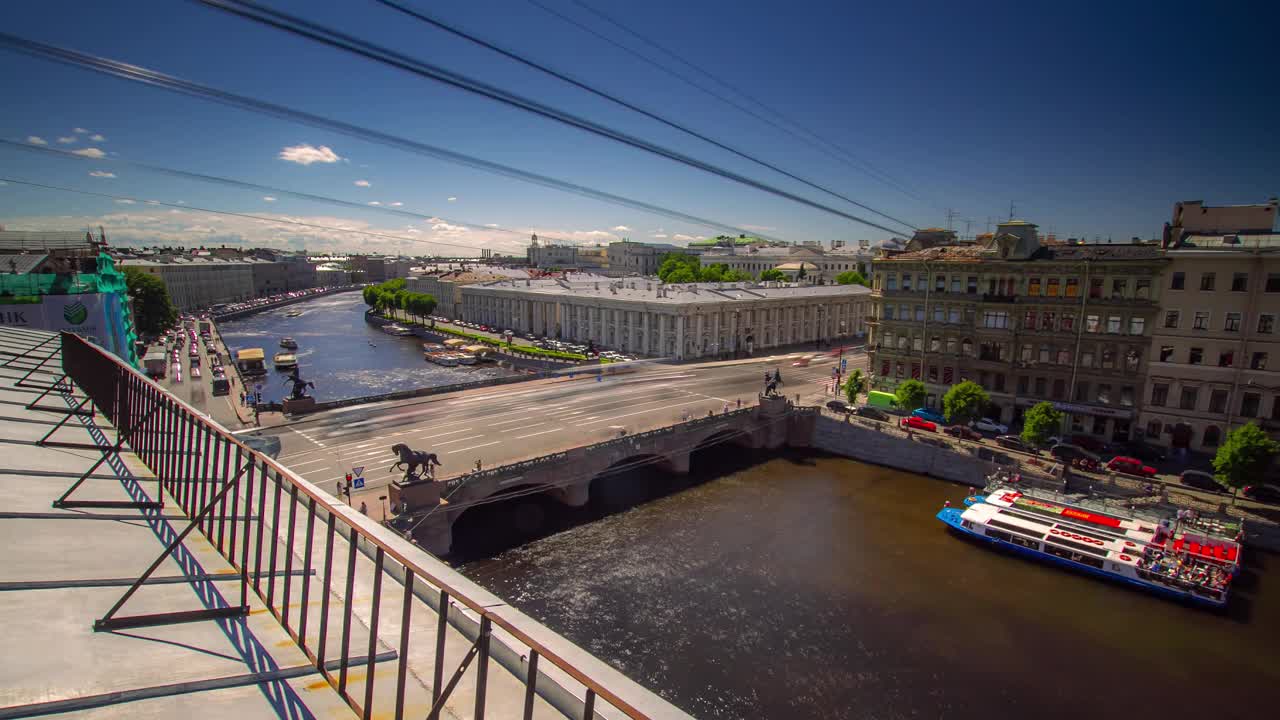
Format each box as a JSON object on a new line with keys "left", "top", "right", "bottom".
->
{"left": 57, "top": 332, "right": 668, "bottom": 720}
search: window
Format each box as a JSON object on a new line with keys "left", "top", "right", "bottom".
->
{"left": 1086, "top": 315, "right": 1100, "bottom": 333}
{"left": 1151, "top": 384, "right": 1169, "bottom": 406}
{"left": 1171, "top": 272, "right": 1185, "bottom": 290}
{"left": 1259, "top": 314, "right": 1275, "bottom": 334}
{"left": 928, "top": 365, "right": 938, "bottom": 382}
{"left": 1028, "top": 277, "right": 1041, "bottom": 296}
{"left": 1042, "top": 312, "right": 1056, "bottom": 330}
{"left": 1164, "top": 310, "right": 1180, "bottom": 329}
{"left": 1208, "top": 389, "right": 1229, "bottom": 414}
{"left": 915, "top": 305, "right": 925, "bottom": 321}
{"left": 1081, "top": 350, "right": 1094, "bottom": 367}
{"left": 1024, "top": 311, "right": 1037, "bottom": 330}
{"left": 935, "top": 274, "right": 946, "bottom": 292}
{"left": 883, "top": 305, "right": 895, "bottom": 320}
{"left": 1076, "top": 382, "right": 1090, "bottom": 402}
{"left": 1107, "top": 316, "right": 1122, "bottom": 334}
{"left": 1200, "top": 272, "right": 1216, "bottom": 291}
{"left": 1039, "top": 345, "right": 1051, "bottom": 363}
{"left": 899, "top": 304, "right": 909, "bottom": 320}
{"left": 881, "top": 360, "right": 890, "bottom": 376}
{"left": 1129, "top": 317, "right": 1145, "bottom": 336}
{"left": 886, "top": 273, "right": 897, "bottom": 291}
{"left": 1180, "top": 387, "right": 1198, "bottom": 411}
{"left": 948, "top": 308, "right": 961, "bottom": 324}
{"left": 1020, "top": 344, "right": 1033, "bottom": 362}
{"left": 930, "top": 336, "right": 941, "bottom": 352}
{"left": 950, "top": 276, "right": 961, "bottom": 292}
{"left": 1268, "top": 273, "right": 1280, "bottom": 292}
{"left": 1146, "top": 420, "right": 1163, "bottom": 437}
{"left": 1046, "top": 378, "right": 1061, "bottom": 399}
{"left": 962, "top": 339, "right": 973, "bottom": 356}
{"left": 1112, "top": 278, "right": 1127, "bottom": 298}
{"left": 1017, "top": 376, "right": 1029, "bottom": 394}
{"left": 1193, "top": 311, "right": 1209, "bottom": 330}
{"left": 933, "top": 306, "right": 944, "bottom": 322}
{"left": 1224, "top": 312, "right": 1241, "bottom": 332}
{"left": 902, "top": 273, "right": 913, "bottom": 291}
{"left": 1065, "top": 278, "right": 1079, "bottom": 297}
{"left": 1120, "top": 386, "right": 1134, "bottom": 406}
{"left": 1035, "top": 377, "right": 1047, "bottom": 396}
{"left": 994, "top": 374, "right": 1006, "bottom": 392}
{"left": 982, "top": 311, "right": 1010, "bottom": 329}
{"left": 1232, "top": 273, "right": 1248, "bottom": 292}
{"left": 1253, "top": 352, "right": 1269, "bottom": 370}
{"left": 1136, "top": 278, "right": 1151, "bottom": 299}
{"left": 1159, "top": 345, "right": 1174, "bottom": 362}
{"left": 898, "top": 335, "right": 908, "bottom": 350}
{"left": 1061, "top": 315, "right": 1074, "bottom": 331}
{"left": 1204, "top": 426, "right": 1222, "bottom": 448}
{"left": 896, "top": 362, "right": 905, "bottom": 378}
{"left": 1218, "top": 351, "right": 1233, "bottom": 368}
{"left": 1097, "top": 384, "right": 1111, "bottom": 403}
{"left": 1189, "top": 347, "right": 1204, "bottom": 365}
{"left": 913, "top": 336, "right": 923, "bottom": 351}
{"left": 1241, "top": 393, "right": 1261, "bottom": 418}
{"left": 1057, "top": 348, "right": 1071, "bottom": 365}
{"left": 1125, "top": 349, "right": 1141, "bottom": 372}
{"left": 967, "top": 276, "right": 978, "bottom": 294}
{"left": 1090, "top": 278, "right": 1103, "bottom": 299}
{"left": 1046, "top": 278, "right": 1060, "bottom": 297}
{"left": 946, "top": 337, "right": 957, "bottom": 354}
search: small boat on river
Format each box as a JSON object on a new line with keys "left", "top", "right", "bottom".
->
{"left": 938, "top": 485, "right": 1240, "bottom": 608}
{"left": 279, "top": 337, "right": 298, "bottom": 349}
{"left": 273, "top": 352, "right": 298, "bottom": 368}
{"left": 285, "top": 310, "right": 303, "bottom": 318}
{"left": 381, "top": 323, "right": 414, "bottom": 336}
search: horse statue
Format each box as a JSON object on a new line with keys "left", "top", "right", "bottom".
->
{"left": 389, "top": 443, "right": 441, "bottom": 481}
{"left": 284, "top": 366, "right": 315, "bottom": 400}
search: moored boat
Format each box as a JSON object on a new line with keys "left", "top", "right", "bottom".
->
{"left": 426, "top": 352, "right": 459, "bottom": 367}
{"left": 279, "top": 336, "right": 298, "bottom": 349}
{"left": 938, "top": 486, "right": 1239, "bottom": 607}
{"left": 381, "top": 323, "right": 414, "bottom": 336}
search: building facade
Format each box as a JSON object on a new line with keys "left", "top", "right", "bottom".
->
{"left": 606, "top": 241, "right": 686, "bottom": 275}
{"left": 118, "top": 257, "right": 255, "bottom": 311}
{"left": 462, "top": 277, "right": 870, "bottom": 359}
{"left": 1139, "top": 229, "right": 1280, "bottom": 454}
{"left": 868, "top": 222, "right": 1166, "bottom": 443}
{"left": 699, "top": 243, "right": 877, "bottom": 283}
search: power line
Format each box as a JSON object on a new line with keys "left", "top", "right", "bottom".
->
{"left": 0, "top": 176, "right": 512, "bottom": 253}
{"left": 0, "top": 32, "right": 787, "bottom": 243}
{"left": 368, "top": 0, "right": 917, "bottom": 232}
{"left": 195, "top": 0, "right": 909, "bottom": 236}
{"left": 529, "top": 0, "right": 932, "bottom": 209}
{"left": 1, "top": 138, "right": 591, "bottom": 248}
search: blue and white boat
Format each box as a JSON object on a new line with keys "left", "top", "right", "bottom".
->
{"left": 938, "top": 487, "right": 1240, "bottom": 608}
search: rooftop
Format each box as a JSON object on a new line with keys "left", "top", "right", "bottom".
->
{"left": 470, "top": 277, "right": 872, "bottom": 304}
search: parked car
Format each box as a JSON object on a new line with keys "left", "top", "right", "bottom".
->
{"left": 854, "top": 405, "right": 889, "bottom": 422}
{"left": 1049, "top": 443, "right": 1099, "bottom": 464}
{"left": 994, "top": 435, "right": 1034, "bottom": 453}
{"left": 825, "top": 400, "right": 850, "bottom": 414}
{"left": 971, "top": 417, "right": 1008, "bottom": 434}
{"left": 1121, "top": 443, "right": 1166, "bottom": 464}
{"left": 1243, "top": 484, "right": 1280, "bottom": 504}
{"left": 1106, "top": 456, "right": 1157, "bottom": 478}
{"left": 912, "top": 407, "right": 947, "bottom": 425}
{"left": 945, "top": 425, "right": 983, "bottom": 441}
{"left": 901, "top": 416, "right": 938, "bottom": 432}
{"left": 1179, "top": 470, "right": 1221, "bottom": 492}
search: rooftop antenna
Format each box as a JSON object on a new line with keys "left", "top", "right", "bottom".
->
{"left": 945, "top": 208, "right": 958, "bottom": 231}
{"left": 1008, "top": 201, "right": 1017, "bottom": 220}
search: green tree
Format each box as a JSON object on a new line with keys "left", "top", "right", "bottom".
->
{"left": 797, "top": 264, "right": 808, "bottom": 280}
{"left": 393, "top": 289, "right": 410, "bottom": 320}
{"left": 1213, "top": 423, "right": 1280, "bottom": 494}
{"left": 759, "top": 268, "right": 786, "bottom": 282}
{"left": 843, "top": 369, "right": 866, "bottom": 405}
{"left": 657, "top": 253, "right": 701, "bottom": 282}
{"left": 122, "top": 267, "right": 177, "bottom": 335}
{"left": 942, "top": 380, "right": 989, "bottom": 425}
{"left": 408, "top": 293, "right": 437, "bottom": 322}
{"left": 664, "top": 265, "right": 697, "bottom": 284}
{"left": 361, "top": 285, "right": 378, "bottom": 309}
{"left": 1021, "top": 401, "right": 1063, "bottom": 446}
{"left": 894, "top": 379, "right": 926, "bottom": 411}
{"left": 721, "top": 268, "right": 753, "bottom": 282}
{"left": 835, "top": 270, "right": 869, "bottom": 287}
{"left": 700, "top": 263, "right": 725, "bottom": 282}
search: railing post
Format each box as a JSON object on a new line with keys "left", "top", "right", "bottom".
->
{"left": 395, "top": 570, "right": 413, "bottom": 720}
{"left": 337, "top": 533, "right": 359, "bottom": 697}
{"left": 432, "top": 589, "right": 449, "bottom": 704}
{"left": 362, "top": 547, "right": 384, "bottom": 719}
{"left": 474, "top": 615, "right": 491, "bottom": 720}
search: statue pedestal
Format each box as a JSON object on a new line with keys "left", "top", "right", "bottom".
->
{"left": 390, "top": 478, "right": 442, "bottom": 511}
{"left": 282, "top": 396, "right": 316, "bottom": 415}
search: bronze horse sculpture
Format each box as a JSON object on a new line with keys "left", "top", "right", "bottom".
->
{"left": 389, "top": 443, "right": 441, "bottom": 480}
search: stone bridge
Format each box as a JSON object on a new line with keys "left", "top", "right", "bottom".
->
{"left": 391, "top": 395, "right": 816, "bottom": 554}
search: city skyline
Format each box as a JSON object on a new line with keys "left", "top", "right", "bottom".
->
{"left": 2, "top": 0, "right": 1276, "bottom": 255}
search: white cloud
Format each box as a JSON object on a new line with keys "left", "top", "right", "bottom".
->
{"left": 73, "top": 127, "right": 89, "bottom": 134}
{"left": 278, "top": 144, "right": 341, "bottom": 165}
{"left": 115, "top": 199, "right": 136, "bottom": 205}
{"left": 389, "top": 201, "right": 403, "bottom": 207}
{"left": 56, "top": 136, "right": 77, "bottom": 144}
{"left": 484, "top": 223, "right": 499, "bottom": 228}
{"left": 651, "top": 233, "right": 668, "bottom": 238}
{"left": 447, "top": 196, "right": 457, "bottom": 202}
{"left": 262, "top": 196, "right": 277, "bottom": 202}
{"left": 612, "top": 225, "right": 631, "bottom": 231}
{"left": 368, "top": 201, "right": 381, "bottom": 206}
{"left": 0, "top": 181, "right": 7, "bottom": 186}
{"left": 90, "top": 134, "right": 106, "bottom": 142}
{"left": 430, "top": 221, "right": 468, "bottom": 236}
{"left": 354, "top": 179, "right": 371, "bottom": 187}
{"left": 71, "top": 147, "right": 106, "bottom": 158}
{"left": 673, "top": 234, "right": 697, "bottom": 242}
{"left": 176, "top": 200, "right": 187, "bottom": 205}
{"left": 27, "top": 136, "right": 48, "bottom": 145}
{"left": 88, "top": 170, "right": 116, "bottom": 178}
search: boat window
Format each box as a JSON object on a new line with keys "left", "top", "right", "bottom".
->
{"left": 1045, "top": 536, "right": 1109, "bottom": 557}
{"left": 985, "top": 528, "right": 1012, "bottom": 542}
{"left": 987, "top": 519, "right": 1045, "bottom": 539}
{"left": 994, "top": 509, "right": 1053, "bottom": 526}
{"left": 1070, "top": 553, "right": 1105, "bottom": 569}
{"left": 1009, "top": 535, "right": 1039, "bottom": 549}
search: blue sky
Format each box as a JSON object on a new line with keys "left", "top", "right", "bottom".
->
{"left": 1, "top": 0, "right": 1276, "bottom": 255}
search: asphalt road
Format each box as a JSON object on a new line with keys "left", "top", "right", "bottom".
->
{"left": 244, "top": 348, "right": 866, "bottom": 511}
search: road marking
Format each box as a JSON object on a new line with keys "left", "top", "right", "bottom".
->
{"left": 432, "top": 436, "right": 479, "bottom": 447}
{"left": 513, "top": 428, "right": 564, "bottom": 439}
{"left": 575, "top": 398, "right": 708, "bottom": 426}
{"left": 446, "top": 440, "right": 501, "bottom": 454}
{"left": 487, "top": 415, "right": 537, "bottom": 427}
{"left": 289, "top": 427, "right": 325, "bottom": 448}
{"left": 414, "top": 427, "right": 473, "bottom": 440}
{"left": 285, "top": 458, "right": 328, "bottom": 468}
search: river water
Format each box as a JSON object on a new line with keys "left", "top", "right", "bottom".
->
{"left": 215, "top": 293, "right": 514, "bottom": 403}
{"left": 457, "top": 449, "right": 1280, "bottom": 720}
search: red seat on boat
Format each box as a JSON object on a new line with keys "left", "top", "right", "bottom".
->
{"left": 1226, "top": 546, "right": 1238, "bottom": 561}
{"left": 1190, "top": 542, "right": 1202, "bottom": 555}
{"left": 1213, "top": 546, "right": 1225, "bottom": 560}
{"left": 1173, "top": 539, "right": 1185, "bottom": 552}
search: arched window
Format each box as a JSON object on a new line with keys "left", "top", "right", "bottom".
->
{"left": 961, "top": 338, "right": 974, "bottom": 356}
{"left": 1203, "top": 426, "right": 1222, "bottom": 448}
{"left": 898, "top": 335, "right": 909, "bottom": 350}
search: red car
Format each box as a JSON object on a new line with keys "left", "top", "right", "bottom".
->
{"left": 1106, "top": 456, "right": 1157, "bottom": 478}
{"left": 901, "top": 416, "right": 938, "bottom": 432}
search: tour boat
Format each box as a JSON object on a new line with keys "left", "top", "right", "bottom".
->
{"left": 937, "top": 487, "right": 1240, "bottom": 608}
{"left": 273, "top": 352, "right": 298, "bottom": 368}
{"left": 285, "top": 310, "right": 303, "bottom": 317}
{"left": 279, "top": 337, "right": 298, "bottom": 349}
{"left": 381, "top": 323, "right": 414, "bottom": 336}
{"left": 455, "top": 353, "right": 477, "bottom": 366}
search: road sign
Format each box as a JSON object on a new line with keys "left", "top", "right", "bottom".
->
{"left": 351, "top": 466, "right": 364, "bottom": 478}
{"left": 352, "top": 476, "right": 366, "bottom": 489}
{"left": 841, "top": 358, "right": 848, "bottom": 371}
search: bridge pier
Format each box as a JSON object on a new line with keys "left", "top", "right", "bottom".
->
{"left": 551, "top": 482, "right": 590, "bottom": 508}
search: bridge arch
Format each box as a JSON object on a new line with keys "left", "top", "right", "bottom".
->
{"left": 690, "top": 427, "right": 758, "bottom": 453}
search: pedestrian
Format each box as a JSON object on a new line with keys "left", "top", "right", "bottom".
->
{"left": 474, "top": 458, "right": 483, "bottom": 472}
{"left": 736, "top": 398, "right": 742, "bottom": 409}
{"left": 359, "top": 501, "right": 368, "bottom": 516}
{"left": 723, "top": 402, "right": 730, "bottom": 414}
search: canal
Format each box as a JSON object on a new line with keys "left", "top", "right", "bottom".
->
{"left": 216, "top": 293, "right": 514, "bottom": 403}
{"left": 456, "top": 449, "right": 1280, "bottom": 719}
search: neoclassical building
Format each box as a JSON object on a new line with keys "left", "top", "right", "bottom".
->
{"left": 461, "top": 277, "right": 870, "bottom": 358}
